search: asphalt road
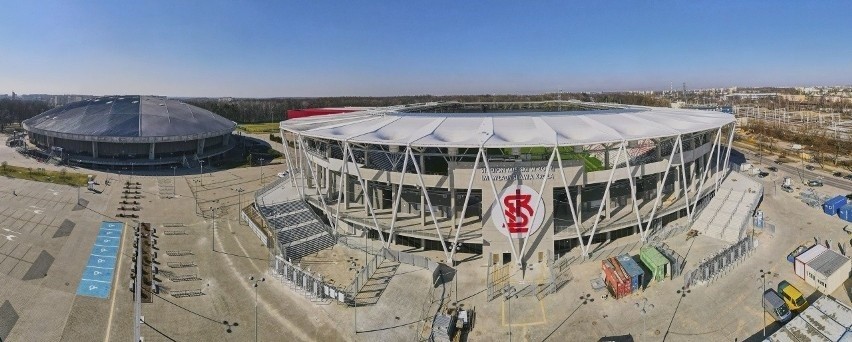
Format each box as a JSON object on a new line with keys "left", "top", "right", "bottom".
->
{"left": 739, "top": 149, "right": 852, "bottom": 193}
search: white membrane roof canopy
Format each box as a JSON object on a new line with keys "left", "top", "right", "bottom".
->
{"left": 281, "top": 105, "right": 735, "bottom": 148}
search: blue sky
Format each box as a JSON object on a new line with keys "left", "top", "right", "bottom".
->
{"left": 1, "top": 1, "right": 851, "bottom": 97}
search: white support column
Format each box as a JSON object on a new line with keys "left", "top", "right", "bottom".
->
{"left": 690, "top": 128, "right": 722, "bottom": 215}
{"left": 583, "top": 142, "right": 626, "bottom": 255}
{"left": 623, "top": 147, "right": 645, "bottom": 240}
{"left": 723, "top": 123, "right": 735, "bottom": 174}
{"left": 384, "top": 146, "right": 411, "bottom": 248}
{"left": 480, "top": 147, "right": 521, "bottom": 266}
{"left": 676, "top": 136, "right": 693, "bottom": 222}
{"left": 642, "top": 135, "right": 682, "bottom": 240}
{"left": 556, "top": 148, "right": 586, "bottom": 257}
{"left": 344, "top": 142, "right": 387, "bottom": 245}
{"left": 280, "top": 132, "right": 304, "bottom": 198}
{"left": 297, "top": 136, "right": 340, "bottom": 233}
{"left": 447, "top": 150, "right": 482, "bottom": 263}
{"left": 333, "top": 143, "right": 349, "bottom": 233}
{"left": 519, "top": 147, "right": 557, "bottom": 259}
{"left": 406, "top": 148, "right": 450, "bottom": 262}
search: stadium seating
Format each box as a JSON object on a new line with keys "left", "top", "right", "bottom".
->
{"left": 256, "top": 198, "right": 337, "bottom": 261}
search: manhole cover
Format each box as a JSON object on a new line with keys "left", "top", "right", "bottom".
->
{"left": 655, "top": 330, "right": 661, "bottom": 335}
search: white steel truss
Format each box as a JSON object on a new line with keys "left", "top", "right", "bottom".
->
{"left": 582, "top": 142, "right": 626, "bottom": 255}
{"left": 689, "top": 127, "right": 723, "bottom": 216}
{"left": 518, "top": 147, "right": 557, "bottom": 260}
{"left": 404, "top": 147, "right": 451, "bottom": 262}
{"left": 446, "top": 149, "right": 482, "bottom": 264}
{"left": 479, "top": 146, "right": 522, "bottom": 266}
{"left": 383, "top": 146, "right": 411, "bottom": 249}
{"left": 641, "top": 135, "right": 682, "bottom": 240}
{"left": 342, "top": 141, "right": 387, "bottom": 245}
{"left": 296, "top": 135, "right": 341, "bottom": 235}
{"left": 283, "top": 122, "right": 735, "bottom": 267}
{"left": 555, "top": 146, "right": 586, "bottom": 256}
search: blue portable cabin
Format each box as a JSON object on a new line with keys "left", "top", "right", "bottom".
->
{"left": 839, "top": 204, "right": 852, "bottom": 222}
{"left": 615, "top": 253, "right": 646, "bottom": 292}
{"left": 822, "top": 196, "right": 847, "bottom": 215}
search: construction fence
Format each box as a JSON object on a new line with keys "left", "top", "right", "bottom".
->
{"left": 345, "top": 251, "right": 384, "bottom": 298}
{"left": 683, "top": 236, "right": 756, "bottom": 288}
{"left": 271, "top": 255, "right": 350, "bottom": 305}
{"left": 485, "top": 250, "right": 574, "bottom": 301}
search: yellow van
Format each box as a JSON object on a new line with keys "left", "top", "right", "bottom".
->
{"left": 777, "top": 280, "right": 808, "bottom": 312}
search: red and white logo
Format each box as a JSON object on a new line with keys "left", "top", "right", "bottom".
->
{"left": 492, "top": 184, "right": 544, "bottom": 239}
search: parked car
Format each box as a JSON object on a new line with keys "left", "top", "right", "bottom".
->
{"left": 758, "top": 172, "right": 770, "bottom": 178}
{"left": 844, "top": 174, "right": 852, "bottom": 181}
{"left": 805, "top": 165, "right": 816, "bottom": 171}
{"left": 807, "top": 179, "right": 824, "bottom": 187}
{"left": 833, "top": 171, "right": 844, "bottom": 177}
{"left": 768, "top": 166, "right": 778, "bottom": 172}
{"left": 774, "top": 160, "right": 783, "bottom": 164}
{"left": 778, "top": 281, "right": 808, "bottom": 312}
{"left": 277, "top": 171, "right": 289, "bottom": 178}
{"left": 846, "top": 193, "right": 852, "bottom": 201}
{"left": 763, "top": 289, "right": 793, "bottom": 323}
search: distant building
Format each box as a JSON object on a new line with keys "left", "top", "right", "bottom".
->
{"left": 22, "top": 95, "right": 236, "bottom": 167}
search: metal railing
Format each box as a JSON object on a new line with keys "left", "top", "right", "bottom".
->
{"left": 683, "top": 236, "right": 755, "bottom": 288}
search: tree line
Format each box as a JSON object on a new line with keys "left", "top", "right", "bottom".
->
{"left": 0, "top": 99, "right": 52, "bottom": 131}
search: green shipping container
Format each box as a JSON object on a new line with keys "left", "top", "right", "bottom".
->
{"left": 639, "top": 246, "right": 670, "bottom": 282}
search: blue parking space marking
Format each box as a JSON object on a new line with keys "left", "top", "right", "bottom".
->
{"left": 98, "top": 229, "right": 121, "bottom": 238}
{"left": 77, "top": 221, "right": 125, "bottom": 299}
{"left": 77, "top": 280, "right": 111, "bottom": 298}
{"left": 92, "top": 245, "right": 118, "bottom": 256}
{"left": 86, "top": 254, "right": 116, "bottom": 268}
{"left": 82, "top": 266, "right": 115, "bottom": 281}
{"left": 96, "top": 236, "right": 120, "bottom": 247}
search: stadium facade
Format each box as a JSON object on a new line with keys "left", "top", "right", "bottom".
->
{"left": 277, "top": 101, "right": 735, "bottom": 269}
{"left": 22, "top": 95, "right": 236, "bottom": 167}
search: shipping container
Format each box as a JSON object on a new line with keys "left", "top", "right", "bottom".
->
{"left": 839, "top": 204, "right": 852, "bottom": 222}
{"left": 615, "top": 254, "right": 646, "bottom": 292}
{"left": 639, "top": 246, "right": 670, "bottom": 282}
{"left": 794, "top": 244, "right": 826, "bottom": 279}
{"left": 601, "top": 258, "right": 631, "bottom": 299}
{"left": 822, "top": 196, "right": 847, "bottom": 215}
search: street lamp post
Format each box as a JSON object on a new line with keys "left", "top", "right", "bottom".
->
{"left": 171, "top": 166, "right": 177, "bottom": 198}
{"left": 259, "top": 158, "right": 265, "bottom": 186}
{"left": 211, "top": 206, "right": 215, "bottom": 252}
{"left": 250, "top": 276, "right": 265, "bottom": 342}
{"left": 199, "top": 160, "right": 205, "bottom": 186}
{"left": 503, "top": 286, "right": 517, "bottom": 342}
{"left": 635, "top": 298, "right": 655, "bottom": 341}
{"left": 233, "top": 188, "right": 245, "bottom": 223}
{"left": 759, "top": 270, "right": 774, "bottom": 338}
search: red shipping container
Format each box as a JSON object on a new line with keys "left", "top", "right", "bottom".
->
{"left": 602, "top": 257, "right": 631, "bottom": 299}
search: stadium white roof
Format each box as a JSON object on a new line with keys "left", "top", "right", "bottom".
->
{"left": 280, "top": 105, "right": 735, "bottom": 148}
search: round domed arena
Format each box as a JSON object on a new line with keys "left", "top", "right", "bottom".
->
{"left": 22, "top": 95, "right": 236, "bottom": 167}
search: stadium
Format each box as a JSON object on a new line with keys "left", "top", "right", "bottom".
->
{"left": 262, "top": 101, "right": 735, "bottom": 273}
{"left": 21, "top": 95, "right": 236, "bottom": 167}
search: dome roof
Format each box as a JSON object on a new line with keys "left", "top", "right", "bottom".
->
{"left": 23, "top": 95, "right": 235, "bottom": 142}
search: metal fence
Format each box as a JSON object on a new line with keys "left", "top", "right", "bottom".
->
{"left": 485, "top": 251, "right": 573, "bottom": 302}
{"left": 382, "top": 249, "right": 439, "bottom": 271}
{"left": 345, "top": 251, "right": 384, "bottom": 297}
{"left": 683, "top": 236, "right": 755, "bottom": 288}
{"left": 647, "top": 223, "right": 689, "bottom": 244}
{"left": 271, "top": 255, "right": 349, "bottom": 304}
{"left": 652, "top": 242, "right": 686, "bottom": 278}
